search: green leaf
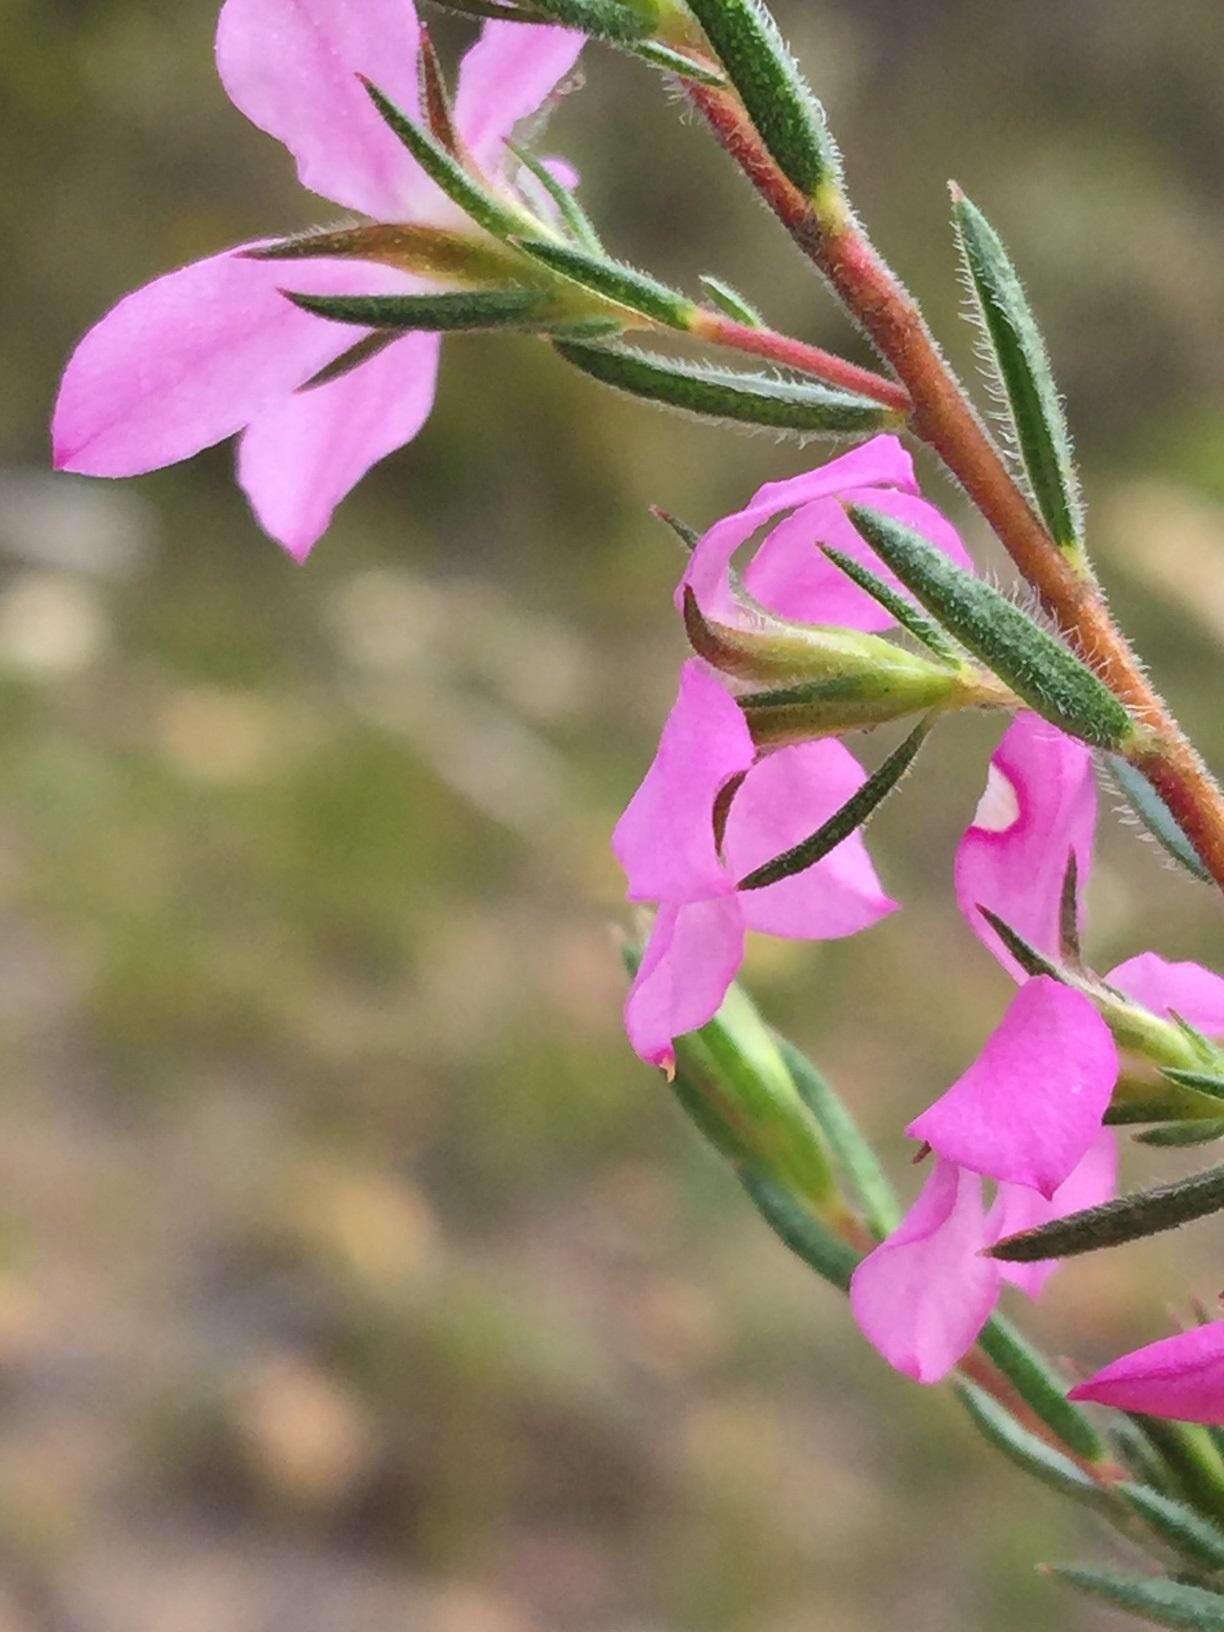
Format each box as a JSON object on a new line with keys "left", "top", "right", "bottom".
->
{"left": 740, "top": 1173, "right": 860, "bottom": 1293}
{"left": 297, "top": 330, "right": 403, "bottom": 391}
{"left": 1049, "top": 1566, "right": 1224, "bottom": 1629}
{"left": 650, "top": 507, "right": 701, "bottom": 551}
{"left": 506, "top": 142, "right": 604, "bottom": 252}
{"left": 954, "top": 1382, "right": 1106, "bottom": 1505}
{"left": 975, "top": 906, "right": 1068, "bottom": 982}
{"left": 513, "top": 238, "right": 697, "bottom": 327}
{"left": 683, "top": 0, "right": 839, "bottom": 195}
{"left": 1120, "top": 1483, "right": 1224, "bottom": 1573}
{"left": 1058, "top": 850, "right": 1083, "bottom": 967}
{"left": 1107, "top": 754, "right": 1213, "bottom": 884}
{"left": 626, "top": 38, "right": 728, "bottom": 85}
{"left": 952, "top": 188, "right": 1083, "bottom": 552}
{"left": 1135, "top": 1120, "right": 1224, "bottom": 1149}
{"left": 845, "top": 503, "right": 1135, "bottom": 750}
{"left": 976, "top": 1316, "right": 1104, "bottom": 1464}
{"left": 775, "top": 1038, "right": 901, "bottom": 1239}
{"left": 699, "top": 274, "right": 764, "bottom": 327}
{"left": 989, "top": 1161, "right": 1224, "bottom": 1263}
{"left": 1163, "top": 1070, "right": 1224, "bottom": 1102}
{"left": 1133, "top": 1418, "right": 1224, "bottom": 1526}
{"left": 528, "top": 0, "right": 656, "bottom": 41}
{"left": 821, "top": 545, "right": 962, "bottom": 662}
{"left": 280, "top": 288, "right": 551, "bottom": 331}
{"left": 554, "top": 340, "right": 903, "bottom": 433}
{"left": 425, "top": 0, "right": 545, "bottom": 18}
{"left": 737, "top": 716, "right": 932, "bottom": 890}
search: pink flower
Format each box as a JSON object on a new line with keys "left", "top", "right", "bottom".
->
{"left": 52, "top": 0, "right": 584, "bottom": 560}
{"left": 614, "top": 662, "right": 896, "bottom": 1070}
{"left": 1069, "top": 1322, "right": 1224, "bottom": 1425}
{"left": 680, "top": 434, "right": 974, "bottom": 633}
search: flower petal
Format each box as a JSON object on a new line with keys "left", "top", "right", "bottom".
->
{"left": 1106, "top": 952, "right": 1224, "bottom": 1041}
{"left": 612, "top": 661, "right": 755, "bottom": 906}
{"left": 907, "top": 977, "right": 1118, "bottom": 1200}
{"left": 850, "top": 1159, "right": 1001, "bottom": 1384}
{"left": 625, "top": 898, "right": 745, "bottom": 1070}
{"left": 742, "top": 488, "right": 973, "bottom": 631}
{"left": 53, "top": 251, "right": 411, "bottom": 479}
{"left": 238, "top": 330, "right": 442, "bottom": 560}
{"left": 454, "top": 21, "right": 584, "bottom": 171}
{"left": 955, "top": 713, "right": 1097, "bottom": 977}
{"left": 216, "top": 0, "right": 427, "bottom": 218}
{"left": 723, "top": 739, "right": 897, "bottom": 939}
{"left": 988, "top": 1129, "right": 1117, "bottom": 1300}
{"left": 1069, "top": 1322, "right": 1224, "bottom": 1426}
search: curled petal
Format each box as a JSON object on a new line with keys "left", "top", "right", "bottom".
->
{"left": 216, "top": 0, "right": 428, "bottom": 218}
{"left": 850, "top": 1160, "right": 1001, "bottom": 1384}
{"left": 988, "top": 1130, "right": 1118, "bottom": 1300}
{"left": 238, "top": 331, "right": 442, "bottom": 561}
{"left": 907, "top": 977, "right": 1118, "bottom": 1200}
{"left": 1069, "top": 1322, "right": 1224, "bottom": 1426}
{"left": 454, "top": 22, "right": 584, "bottom": 171}
{"left": 625, "top": 898, "right": 745, "bottom": 1070}
{"left": 724, "top": 739, "right": 897, "bottom": 940}
{"left": 612, "top": 661, "right": 755, "bottom": 905}
{"left": 955, "top": 713, "right": 1097, "bottom": 976}
{"left": 1106, "top": 952, "right": 1224, "bottom": 1041}
{"left": 53, "top": 251, "right": 412, "bottom": 480}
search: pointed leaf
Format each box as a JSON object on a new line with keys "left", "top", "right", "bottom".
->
{"left": 1107, "top": 754, "right": 1213, "bottom": 884}
{"left": 1163, "top": 1070, "right": 1224, "bottom": 1103}
{"left": 845, "top": 503, "right": 1134, "bottom": 750}
{"left": 738, "top": 717, "right": 932, "bottom": 891}
{"left": 626, "top": 39, "right": 728, "bottom": 85}
{"left": 507, "top": 141, "right": 604, "bottom": 252}
{"left": 528, "top": 0, "right": 655, "bottom": 41}
{"left": 1135, "top": 1120, "right": 1224, "bottom": 1149}
{"left": 822, "top": 544, "right": 961, "bottom": 661}
{"left": 1120, "top": 1483, "right": 1224, "bottom": 1572}
{"left": 244, "top": 224, "right": 525, "bottom": 284}
{"left": 977, "top": 1316, "right": 1105, "bottom": 1464}
{"left": 683, "top": 0, "right": 839, "bottom": 195}
{"left": 975, "top": 906, "right": 1068, "bottom": 983}
{"left": 513, "top": 237, "right": 697, "bottom": 326}
{"left": 554, "top": 341, "right": 904, "bottom": 433}
{"left": 954, "top": 1382, "right": 1105, "bottom": 1505}
{"left": 699, "top": 275, "right": 763, "bottom": 327}
{"left": 1059, "top": 850, "right": 1083, "bottom": 967}
{"left": 952, "top": 188, "right": 1083, "bottom": 551}
{"left": 417, "top": 23, "right": 462, "bottom": 154}
{"left": 282, "top": 288, "right": 551, "bottom": 331}
{"left": 428, "top": 0, "right": 546, "bottom": 17}
{"left": 650, "top": 506, "right": 701, "bottom": 551}
{"left": 1049, "top": 1566, "right": 1224, "bottom": 1629}
{"left": 298, "top": 329, "right": 403, "bottom": 391}
{"left": 1132, "top": 1419, "right": 1224, "bottom": 1527}
{"left": 740, "top": 1172, "right": 860, "bottom": 1293}
{"left": 989, "top": 1161, "right": 1224, "bottom": 1263}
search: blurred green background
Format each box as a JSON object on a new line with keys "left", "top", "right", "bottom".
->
{"left": 1, "top": 1, "right": 1221, "bottom": 1626}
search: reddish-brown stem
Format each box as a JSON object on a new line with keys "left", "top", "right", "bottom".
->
{"left": 690, "top": 310, "right": 913, "bottom": 413}
{"left": 686, "top": 83, "right": 1224, "bottom": 891}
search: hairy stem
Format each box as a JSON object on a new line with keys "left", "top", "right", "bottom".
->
{"left": 685, "top": 81, "right": 1224, "bottom": 890}
{"left": 690, "top": 309, "right": 913, "bottom": 412}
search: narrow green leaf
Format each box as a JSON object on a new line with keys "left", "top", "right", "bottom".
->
{"left": 1135, "top": 1120, "right": 1224, "bottom": 1149}
{"left": 361, "top": 78, "right": 532, "bottom": 240}
{"left": 1163, "top": 1070, "right": 1224, "bottom": 1103}
{"left": 626, "top": 38, "right": 728, "bottom": 85}
{"left": 976, "top": 906, "right": 1068, "bottom": 983}
{"left": 513, "top": 237, "right": 696, "bottom": 327}
{"left": 845, "top": 503, "right": 1134, "bottom": 750}
{"left": 699, "top": 274, "right": 764, "bottom": 327}
{"left": 990, "top": 1161, "right": 1224, "bottom": 1263}
{"left": 775, "top": 1038, "right": 901, "bottom": 1239}
{"left": 281, "top": 288, "right": 550, "bottom": 331}
{"left": 1059, "top": 850, "right": 1082, "bottom": 967}
{"left": 952, "top": 188, "right": 1083, "bottom": 551}
{"left": 1049, "top": 1566, "right": 1224, "bottom": 1629}
{"left": 1107, "top": 754, "right": 1213, "bottom": 885}
{"left": 1121, "top": 1483, "right": 1224, "bottom": 1573}
{"left": 1111, "top": 1417, "right": 1182, "bottom": 1496}
{"left": 298, "top": 330, "right": 403, "bottom": 392}
{"left": 1134, "top": 1418, "right": 1224, "bottom": 1526}
{"left": 954, "top": 1382, "right": 1105, "bottom": 1505}
{"left": 740, "top": 1173, "right": 860, "bottom": 1293}
{"left": 528, "top": 0, "right": 655, "bottom": 41}
{"left": 650, "top": 506, "right": 701, "bottom": 551}
{"left": 977, "top": 1316, "right": 1104, "bottom": 1464}
{"left": 821, "top": 545, "right": 961, "bottom": 662}
{"left": 554, "top": 341, "right": 903, "bottom": 433}
{"left": 683, "top": 0, "right": 839, "bottom": 195}
{"left": 244, "top": 223, "right": 524, "bottom": 284}
{"left": 425, "top": 0, "right": 545, "bottom": 18}
{"left": 506, "top": 141, "right": 603, "bottom": 252}
{"left": 738, "top": 717, "right": 932, "bottom": 890}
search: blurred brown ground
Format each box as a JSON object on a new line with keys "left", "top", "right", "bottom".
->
{"left": 0, "top": 1, "right": 1221, "bottom": 1626}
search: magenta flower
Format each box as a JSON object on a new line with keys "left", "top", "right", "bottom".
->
{"left": 52, "top": 0, "right": 584, "bottom": 560}
{"left": 679, "top": 434, "right": 974, "bottom": 632}
{"left": 614, "top": 661, "right": 895, "bottom": 1070}
{"left": 1069, "top": 1322, "right": 1224, "bottom": 1426}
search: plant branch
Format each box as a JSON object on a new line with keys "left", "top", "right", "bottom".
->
{"left": 689, "top": 309, "right": 913, "bottom": 412}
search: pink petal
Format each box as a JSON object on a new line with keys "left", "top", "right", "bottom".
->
{"left": 238, "top": 330, "right": 442, "bottom": 560}
{"left": 53, "top": 251, "right": 412, "bottom": 479}
{"left": 612, "top": 661, "right": 755, "bottom": 906}
{"left": 743, "top": 488, "right": 972, "bottom": 632}
{"left": 216, "top": 0, "right": 428, "bottom": 218}
{"left": 907, "top": 977, "right": 1118, "bottom": 1200}
{"left": 454, "top": 22, "right": 584, "bottom": 171}
{"left": 625, "top": 898, "right": 745, "bottom": 1070}
{"left": 1106, "top": 952, "right": 1224, "bottom": 1040}
{"left": 955, "top": 713, "right": 1097, "bottom": 977}
{"left": 723, "top": 739, "right": 897, "bottom": 939}
{"left": 1069, "top": 1322, "right": 1224, "bottom": 1426}
{"left": 678, "top": 434, "right": 919, "bottom": 625}
{"left": 988, "top": 1129, "right": 1117, "bottom": 1300}
{"left": 850, "top": 1159, "right": 1001, "bottom": 1384}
